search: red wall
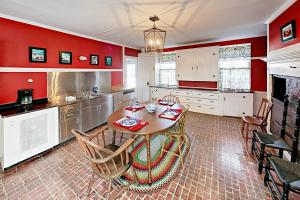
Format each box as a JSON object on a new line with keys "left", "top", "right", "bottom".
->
{"left": 125, "top": 47, "right": 140, "bottom": 57}
{"left": 0, "top": 72, "right": 47, "bottom": 104}
{"left": 269, "top": 1, "right": 300, "bottom": 51}
{"left": 164, "top": 36, "right": 267, "bottom": 91}
{"left": 0, "top": 17, "right": 129, "bottom": 105}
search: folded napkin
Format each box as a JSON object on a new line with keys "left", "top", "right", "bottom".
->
{"left": 125, "top": 105, "right": 145, "bottom": 111}
{"left": 113, "top": 117, "right": 149, "bottom": 131}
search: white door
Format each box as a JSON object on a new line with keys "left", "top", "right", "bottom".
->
{"left": 176, "top": 51, "right": 194, "bottom": 81}
{"left": 124, "top": 57, "right": 137, "bottom": 90}
{"left": 137, "top": 54, "right": 154, "bottom": 102}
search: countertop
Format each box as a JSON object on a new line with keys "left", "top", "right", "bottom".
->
{"left": 150, "top": 85, "right": 252, "bottom": 93}
{"left": 0, "top": 87, "right": 135, "bottom": 118}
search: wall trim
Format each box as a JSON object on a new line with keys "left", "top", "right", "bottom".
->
{"left": 164, "top": 35, "right": 267, "bottom": 49}
{"left": 0, "top": 67, "right": 122, "bottom": 73}
{"left": 265, "top": 0, "right": 297, "bottom": 24}
{"left": 0, "top": 13, "right": 139, "bottom": 50}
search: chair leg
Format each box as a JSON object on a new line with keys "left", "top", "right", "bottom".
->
{"left": 251, "top": 132, "right": 256, "bottom": 155}
{"left": 258, "top": 144, "right": 265, "bottom": 174}
{"left": 282, "top": 181, "right": 290, "bottom": 200}
{"left": 107, "top": 180, "right": 112, "bottom": 200}
{"left": 264, "top": 153, "right": 271, "bottom": 186}
{"left": 87, "top": 172, "right": 95, "bottom": 196}
{"left": 261, "top": 125, "right": 267, "bottom": 133}
{"left": 119, "top": 133, "right": 124, "bottom": 144}
{"left": 245, "top": 123, "right": 249, "bottom": 145}
{"left": 131, "top": 165, "right": 139, "bottom": 185}
{"left": 177, "top": 136, "right": 184, "bottom": 168}
{"left": 160, "top": 134, "right": 167, "bottom": 157}
{"left": 241, "top": 121, "right": 245, "bottom": 137}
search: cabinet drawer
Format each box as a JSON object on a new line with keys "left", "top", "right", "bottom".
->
{"left": 193, "top": 98, "right": 218, "bottom": 106}
{"left": 193, "top": 91, "right": 218, "bottom": 99}
{"left": 190, "top": 104, "right": 217, "bottom": 115}
{"left": 172, "top": 90, "right": 193, "bottom": 97}
{"left": 179, "top": 96, "right": 193, "bottom": 103}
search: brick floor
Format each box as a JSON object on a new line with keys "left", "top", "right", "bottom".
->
{"left": 0, "top": 112, "right": 298, "bottom": 199}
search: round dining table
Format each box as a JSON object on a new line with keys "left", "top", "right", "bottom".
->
{"left": 107, "top": 102, "right": 184, "bottom": 185}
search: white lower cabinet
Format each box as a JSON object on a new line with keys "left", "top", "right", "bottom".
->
{"left": 222, "top": 93, "right": 254, "bottom": 117}
{"left": 150, "top": 87, "right": 253, "bottom": 117}
{"left": 0, "top": 107, "right": 59, "bottom": 170}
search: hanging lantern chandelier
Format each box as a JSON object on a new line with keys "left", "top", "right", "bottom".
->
{"left": 144, "top": 15, "right": 166, "bottom": 53}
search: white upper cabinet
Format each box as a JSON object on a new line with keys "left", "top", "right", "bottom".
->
{"left": 176, "top": 46, "right": 219, "bottom": 82}
{"left": 175, "top": 50, "right": 194, "bottom": 81}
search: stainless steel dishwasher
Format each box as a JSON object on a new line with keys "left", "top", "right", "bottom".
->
{"left": 59, "top": 102, "right": 81, "bottom": 142}
{"left": 81, "top": 94, "right": 113, "bottom": 132}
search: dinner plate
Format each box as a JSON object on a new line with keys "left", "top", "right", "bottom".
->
{"left": 131, "top": 104, "right": 143, "bottom": 109}
{"left": 119, "top": 118, "right": 139, "bottom": 127}
{"left": 163, "top": 110, "right": 179, "bottom": 116}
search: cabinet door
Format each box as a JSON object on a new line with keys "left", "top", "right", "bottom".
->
{"left": 223, "top": 93, "right": 253, "bottom": 117}
{"left": 209, "top": 47, "right": 219, "bottom": 81}
{"left": 176, "top": 51, "right": 194, "bottom": 81}
{"left": 194, "top": 47, "right": 219, "bottom": 81}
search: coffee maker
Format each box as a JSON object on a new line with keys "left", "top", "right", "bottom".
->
{"left": 17, "top": 89, "right": 33, "bottom": 107}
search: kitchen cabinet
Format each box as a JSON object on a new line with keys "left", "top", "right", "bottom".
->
{"left": 0, "top": 107, "right": 59, "bottom": 170}
{"left": 176, "top": 46, "right": 219, "bottom": 82}
{"left": 176, "top": 51, "right": 194, "bottom": 81}
{"left": 222, "top": 93, "right": 253, "bottom": 117}
{"left": 81, "top": 95, "right": 113, "bottom": 132}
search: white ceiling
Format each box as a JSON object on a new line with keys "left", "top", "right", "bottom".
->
{"left": 0, "top": 0, "right": 288, "bottom": 48}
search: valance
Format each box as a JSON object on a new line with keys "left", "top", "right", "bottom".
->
{"left": 159, "top": 53, "right": 176, "bottom": 63}
{"left": 219, "top": 44, "right": 251, "bottom": 59}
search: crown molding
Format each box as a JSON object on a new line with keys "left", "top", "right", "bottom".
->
{"left": 265, "top": 0, "right": 297, "bottom": 24}
{"left": 0, "top": 67, "right": 123, "bottom": 73}
{"left": 164, "top": 34, "right": 267, "bottom": 49}
{"left": 0, "top": 13, "right": 140, "bottom": 50}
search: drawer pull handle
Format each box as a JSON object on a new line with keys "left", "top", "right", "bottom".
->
{"left": 290, "top": 66, "right": 297, "bottom": 69}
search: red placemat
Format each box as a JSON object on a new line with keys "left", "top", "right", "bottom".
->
{"left": 158, "top": 109, "right": 182, "bottom": 121}
{"left": 113, "top": 118, "right": 149, "bottom": 131}
{"left": 125, "top": 105, "right": 145, "bottom": 111}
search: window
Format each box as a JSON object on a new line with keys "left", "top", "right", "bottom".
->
{"left": 124, "top": 57, "right": 137, "bottom": 88}
{"left": 219, "top": 44, "right": 251, "bottom": 90}
{"left": 158, "top": 53, "right": 176, "bottom": 85}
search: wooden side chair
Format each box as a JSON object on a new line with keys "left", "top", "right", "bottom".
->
{"left": 264, "top": 99, "right": 300, "bottom": 200}
{"left": 161, "top": 94, "right": 180, "bottom": 104}
{"left": 251, "top": 95, "right": 292, "bottom": 173}
{"left": 114, "top": 98, "right": 135, "bottom": 144}
{"left": 241, "top": 98, "right": 273, "bottom": 144}
{"left": 160, "top": 105, "right": 189, "bottom": 167}
{"left": 72, "top": 126, "right": 138, "bottom": 199}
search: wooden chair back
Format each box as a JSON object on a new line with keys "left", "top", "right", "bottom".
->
{"left": 256, "top": 98, "right": 273, "bottom": 124}
{"left": 72, "top": 129, "right": 130, "bottom": 179}
{"left": 173, "top": 105, "right": 189, "bottom": 135}
{"left": 161, "top": 95, "right": 180, "bottom": 104}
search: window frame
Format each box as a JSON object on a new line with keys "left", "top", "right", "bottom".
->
{"left": 158, "top": 53, "right": 177, "bottom": 86}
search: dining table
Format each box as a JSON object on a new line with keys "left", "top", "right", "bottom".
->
{"left": 107, "top": 102, "right": 184, "bottom": 185}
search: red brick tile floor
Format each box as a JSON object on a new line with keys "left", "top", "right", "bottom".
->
{"left": 0, "top": 112, "right": 299, "bottom": 200}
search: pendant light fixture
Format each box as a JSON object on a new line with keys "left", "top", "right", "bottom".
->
{"left": 144, "top": 15, "right": 166, "bottom": 52}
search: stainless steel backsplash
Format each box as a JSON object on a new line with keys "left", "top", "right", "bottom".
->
{"left": 47, "top": 72, "right": 111, "bottom": 100}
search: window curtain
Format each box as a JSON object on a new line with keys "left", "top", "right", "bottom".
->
{"left": 219, "top": 44, "right": 251, "bottom": 90}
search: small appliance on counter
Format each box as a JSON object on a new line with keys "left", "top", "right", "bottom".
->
{"left": 17, "top": 89, "right": 33, "bottom": 107}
